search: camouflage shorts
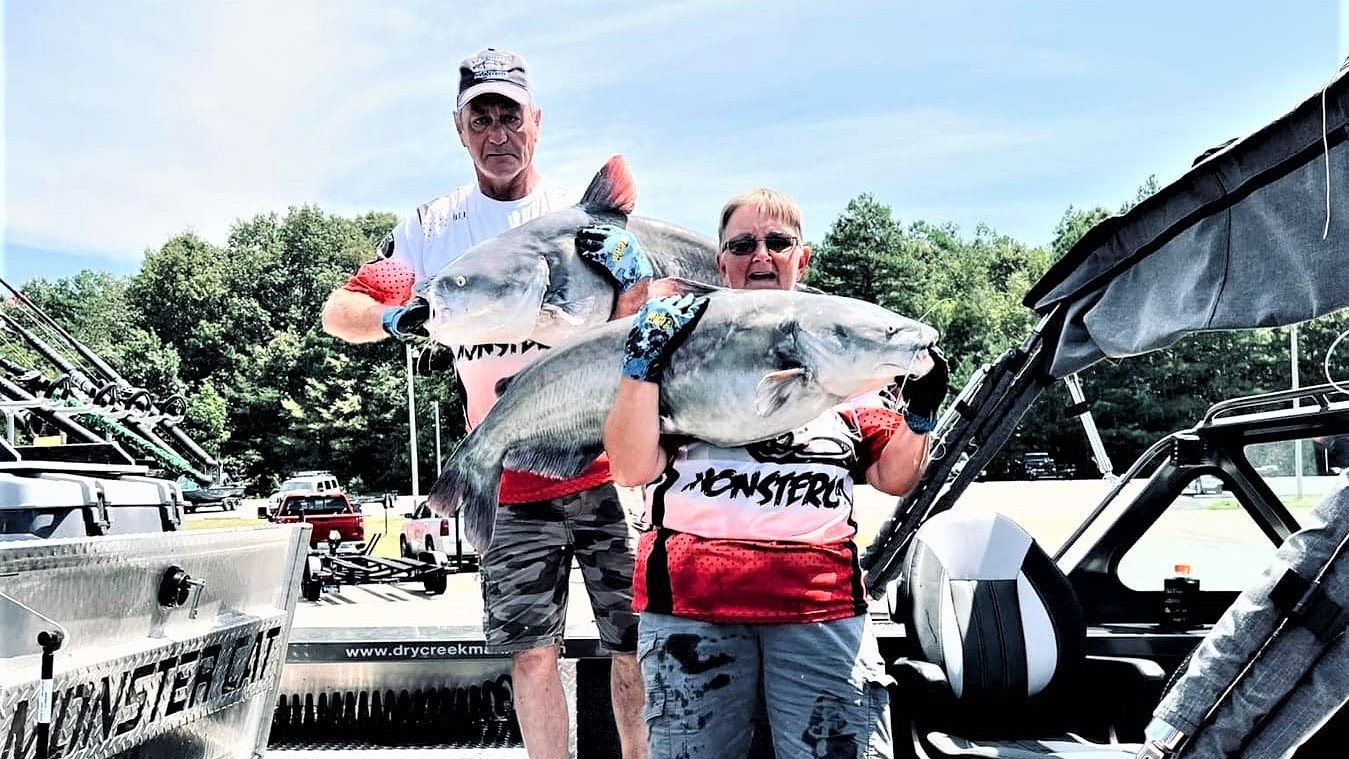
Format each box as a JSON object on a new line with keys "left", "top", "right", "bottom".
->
{"left": 480, "top": 484, "right": 638, "bottom": 655}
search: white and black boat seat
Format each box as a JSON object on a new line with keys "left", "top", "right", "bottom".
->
{"left": 891, "top": 509, "right": 1160, "bottom": 758}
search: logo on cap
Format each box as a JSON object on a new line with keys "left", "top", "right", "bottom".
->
{"left": 467, "top": 50, "right": 513, "bottom": 82}
{"left": 457, "top": 48, "right": 530, "bottom": 110}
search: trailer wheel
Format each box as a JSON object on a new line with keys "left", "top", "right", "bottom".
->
{"left": 301, "top": 564, "right": 322, "bottom": 602}
{"left": 423, "top": 574, "right": 447, "bottom": 595}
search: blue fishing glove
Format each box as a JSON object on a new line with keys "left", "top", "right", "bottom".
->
{"left": 576, "top": 224, "right": 654, "bottom": 293}
{"left": 381, "top": 297, "right": 430, "bottom": 342}
{"left": 897, "top": 346, "right": 950, "bottom": 434}
{"left": 622, "top": 294, "right": 708, "bottom": 383}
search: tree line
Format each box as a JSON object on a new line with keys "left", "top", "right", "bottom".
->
{"left": 8, "top": 188, "right": 1346, "bottom": 495}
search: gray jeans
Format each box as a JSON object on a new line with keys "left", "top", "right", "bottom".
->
{"left": 638, "top": 612, "right": 894, "bottom": 759}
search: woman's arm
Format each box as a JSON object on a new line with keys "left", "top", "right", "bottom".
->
{"left": 602, "top": 293, "right": 708, "bottom": 486}
{"left": 603, "top": 378, "right": 668, "bottom": 487}
{"left": 866, "top": 426, "right": 930, "bottom": 496}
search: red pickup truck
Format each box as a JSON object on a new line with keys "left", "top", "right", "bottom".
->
{"left": 270, "top": 492, "right": 366, "bottom": 552}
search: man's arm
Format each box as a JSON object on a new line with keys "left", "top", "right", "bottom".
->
{"left": 321, "top": 239, "right": 422, "bottom": 344}
{"left": 322, "top": 289, "right": 393, "bottom": 343}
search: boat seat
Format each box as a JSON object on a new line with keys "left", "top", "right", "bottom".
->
{"left": 890, "top": 509, "right": 1161, "bottom": 758}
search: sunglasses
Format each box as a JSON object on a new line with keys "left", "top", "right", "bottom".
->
{"left": 721, "top": 233, "right": 799, "bottom": 256}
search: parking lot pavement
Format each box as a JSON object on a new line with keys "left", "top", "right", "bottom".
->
{"left": 192, "top": 478, "right": 1334, "bottom": 602}
{"left": 182, "top": 497, "right": 411, "bottom": 523}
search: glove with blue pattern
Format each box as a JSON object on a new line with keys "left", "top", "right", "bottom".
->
{"left": 576, "top": 224, "right": 654, "bottom": 293}
{"left": 381, "top": 297, "right": 430, "bottom": 342}
{"left": 621, "top": 294, "right": 708, "bottom": 383}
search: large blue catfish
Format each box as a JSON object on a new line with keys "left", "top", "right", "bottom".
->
{"left": 420, "top": 156, "right": 723, "bottom": 348}
{"left": 428, "top": 288, "right": 940, "bottom": 550}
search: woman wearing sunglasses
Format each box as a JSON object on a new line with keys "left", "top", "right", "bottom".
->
{"left": 597, "top": 189, "right": 950, "bottom": 759}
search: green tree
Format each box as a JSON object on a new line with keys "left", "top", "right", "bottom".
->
{"left": 804, "top": 194, "right": 931, "bottom": 308}
{"left": 806, "top": 195, "right": 1051, "bottom": 388}
{"left": 186, "top": 379, "right": 229, "bottom": 451}
{"left": 116, "top": 207, "right": 409, "bottom": 493}
{"left": 126, "top": 233, "right": 236, "bottom": 386}
{"left": 16, "top": 271, "right": 183, "bottom": 399}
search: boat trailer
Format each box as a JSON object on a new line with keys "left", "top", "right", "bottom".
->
{"left": 302, "top": 534, "right": 452, "bottom": 601}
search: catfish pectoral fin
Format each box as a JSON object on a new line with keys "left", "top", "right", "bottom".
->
{"left": 753, "top": 367, "right": 811, "bottom": 416}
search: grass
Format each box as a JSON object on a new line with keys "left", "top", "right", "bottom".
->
{"left": 184, "top": 513, "right": 407, "bottom": 559}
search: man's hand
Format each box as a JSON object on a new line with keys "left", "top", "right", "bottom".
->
{"left": 896, "top": 346, "right": 950, "bottom": 434}
{"left": 576, "top": 224, "right": 654, "bottom": 294}
{"left": 381, "top": 298, "right": 430, "bottom": 342}
{"left": 622, "top": 294, "right": 708, "bottom": 383}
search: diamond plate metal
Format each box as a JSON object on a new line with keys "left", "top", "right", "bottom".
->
{"left": 0, "top": 525, "right": 310, "bottom": 758}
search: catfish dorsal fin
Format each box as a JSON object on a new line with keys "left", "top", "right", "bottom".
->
{"left": 579, "top": 155, "right": 637, "bottom": 216}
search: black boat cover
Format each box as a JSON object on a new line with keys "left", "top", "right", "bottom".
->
{"left": 1026, "top": 59, "right": 1349, "bottom": 379}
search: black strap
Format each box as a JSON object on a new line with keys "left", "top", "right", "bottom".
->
{"left": 1064, "top": 400, "right": 1091, "bottom": 418}
{"left": 1269, "top": 569, "right": 1348, "bottom": 643}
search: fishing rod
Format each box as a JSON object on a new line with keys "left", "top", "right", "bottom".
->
{"left": 0, "top": 380, "right": 195, "bottom": 477}
{"left": 0, "top": 376, "right": 106, "bottom": 445}
{"left": 0, "top": 356, "right": 205, "bottom": 478}
{"left": 0, "top": 312, "right": 213, "bottom": 483}
{"left": 0, "top": 275, "right": 217, "bottom": 474}
{"left": 0, "top": 275, "right": 125, "bottom": 385}
{"left": 859, "top": 307, "right": 1059, "bottom": 597}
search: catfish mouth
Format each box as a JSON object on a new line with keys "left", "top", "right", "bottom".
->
{"left": 877, "top": 348, "right": 936, "bottom": 380}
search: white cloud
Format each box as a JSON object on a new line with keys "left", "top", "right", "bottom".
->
{"left": 3, "top": 0, "right": 1342, "bottom": 268}
{"left": 7, "top": 2, "right": 393, "bottom": 256}
{"left": 4, "top": 0, "right": 784, "bottom": 259}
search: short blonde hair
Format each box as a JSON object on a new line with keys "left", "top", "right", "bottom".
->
{"left": 718, "top": 188, "right": 803, "bottom": 244}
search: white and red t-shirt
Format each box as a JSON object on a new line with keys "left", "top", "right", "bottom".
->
{"left": 633, "top": 400, "right": 908, "bottom": 624}
{"left": 342, "top": 180, "right": 611, "bottom": 503}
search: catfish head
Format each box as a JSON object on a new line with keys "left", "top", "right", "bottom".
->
{"left": 780, "top": 295, "right": 940, "bottom": 408}
{"left": 421, "top": 156, "right": 637, "bottom": 347}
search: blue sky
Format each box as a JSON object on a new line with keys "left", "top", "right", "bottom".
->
{"left": 2, "top": 1, "right": 1346, "bottom": 288}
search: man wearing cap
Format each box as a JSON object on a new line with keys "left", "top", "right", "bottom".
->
{"left": 322, "top": 48, "right": 648, "bottom": 759}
